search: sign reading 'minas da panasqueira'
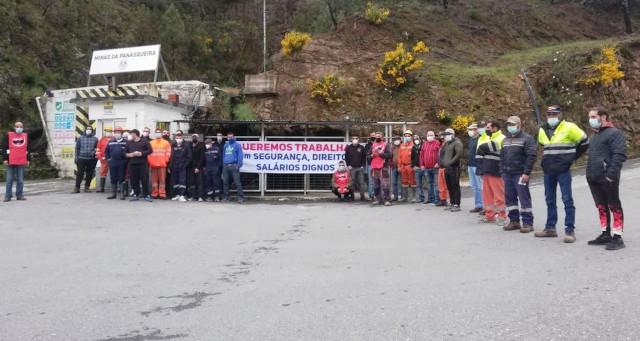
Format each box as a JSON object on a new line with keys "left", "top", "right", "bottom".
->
{"left": 89, "top": 44, "right": 161, "bottom": 75}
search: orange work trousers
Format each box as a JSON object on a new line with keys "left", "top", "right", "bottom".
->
{"left": 151, "top": 167, "right": 167, "bottom": 198}
{"left": 482, "top": 174, "right": 507, "bottom": 220}
{"left": 400, "top": 164, "right": 416, "bottom": 186}
{"left": 99, "top": 159, "right": 109, "bottom": 177}
{"left": 438, "top": 167, "right": 449, "bottom": 200}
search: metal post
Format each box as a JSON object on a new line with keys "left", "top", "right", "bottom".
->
{"left": 304, "top": 124, "right": 308, "bottom": 196}
{"left": 260, "top": 122, "right": 265, "bottom": 197}
{"left": 345, "top": 123, "right": 350, "bottom": 142}
{"left": 263, "top": 0, "right": 267, "bottom": 74}
{"left": 160, "top": 55, "right": 171, "bottom": 82}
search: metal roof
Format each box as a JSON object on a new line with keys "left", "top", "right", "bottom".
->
{"left": 175, "top": 119, "right": 420, "bottom": 126}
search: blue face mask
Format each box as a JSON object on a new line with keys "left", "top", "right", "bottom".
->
{"left": 547, "top": 117, "right": 559, "bottom": 127}
{"left": 507, "top": 126, "right": 518, "bottom": 134}
{"left": 478, "top": 128, "right": 486, "bottom": 135}
{"left": 589, "top": 118, "right": 601, "bottom": 129}
{"left": 228, "top": 137, "right": 236, "bottom": 143}
{"left": 15, "top": 127, "right": 23, "bottom": 134}
{"left": 404, "top": 136, "right": 411, "bottom": 143}
{"left": 445, "top": 135, "right": 453, "bottom": 142}
{"left": 467, "top": 131, "right": 475, "bottom": 138}
{"left": 155, "top": 133, "right": 162, "bottom": 139}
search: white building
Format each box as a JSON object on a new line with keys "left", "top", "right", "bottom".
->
{"left": 39, "top": 81, "right": 217, "bottom": 178}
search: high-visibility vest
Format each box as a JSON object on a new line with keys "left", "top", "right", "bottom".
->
{"left": 538, "top": 120, "right": 587, "bottom": 174}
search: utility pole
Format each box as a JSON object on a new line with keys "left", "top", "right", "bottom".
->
{"left": 263, "top": 0, "right": 267, "bottom": 73}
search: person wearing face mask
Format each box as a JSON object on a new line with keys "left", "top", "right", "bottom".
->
{"left": 398, "top": 130, "right": 416, "bottom": 202}
{"left": 366, "top": 131, "right": 393, "bottom": 206}
{"left": 364, "top": 132, "right": 377, "bottom": 200}
{"left": 585, "top": 107, "right": 627, "bottom": 250}
{"left": 535, "top": 106, "right": 588, "bottom": 243}
{"left": 411, "top": 134, "right": 425, "bottom": 203}
{"left": 2, "top": 121, "right": 30, "bottom": 202}
{"left": 441, "top": 128, "right": 463, "bottom": 212}
{"left": 168, "top": 131, "right": 191, "bottom": 202}
{"left": 466, "top": 124, "right": 484, "bottom": 213}
{"left": 141, "top": 127, "right": 152, "bottom": 141}
{"left": 476, "top": 121, "right": 507, "bottom": 225}
{"left": 420, "top": 131, "right": 440, "bottom": 205}
{"left": 123, "top": 127, "right": 131, "bottom": 141}
{"left": 331, "top": 160, "right": 354, "bottom": 202}
{"left": 222, "top": 132, "right": 245, "bottom": 203}
{"left": 389, "top": 135, "right": 404, "bottom": 201}
{"left": 344, "top": 135, "right": 367, "bottom": 201}
{"left": 95, "top": 125, "right": 113, "bottom": 193}
{"left": 188, "top": 134, "right": 205, "bottom": 201}
{"left": 125, "top": 129, "right": 153, "bottom": 201}
{"left": 203, "top": 138, "right": 223, "bottom": 202}
{"left": 500, "top": 116, "right": 537, "bottom": 233}
{"left": 105, "top": 126, "right": 128, "bottom": 199}
{"left": 435, "top": 131, "right": 450, "bottom": 207}
{"left": 148, "top": 129, "right": 172, "bottom": 199}
{"left": 162, "top": 130, "right": 173, "bottom": 198}
{"left": 72, "top": 125, "right": 99, "bottom": 194}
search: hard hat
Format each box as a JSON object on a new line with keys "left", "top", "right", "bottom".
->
{"left": 123, "top": 127, "right": 130, "bottom": 132}
{"left": 114, "top": 126, "right": 123, "bottom": 132}
{"left": 104, "top": 125, "right": 113, "bottom": 131}
{"left": 404, "top": 129, "right": 413, "bottom": 136}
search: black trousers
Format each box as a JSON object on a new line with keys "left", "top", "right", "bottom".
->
{"left": 188, "top": 168, "right": 204, "bottom": 199}
{"left": 444, "top": 166, "right": 461, "bottom": 206}
{"left": 588, "top": 179, "right": 624, "bottom": 234}
{"left": 75, "top": 158, "right": 97, "bottom": 189}
{"left": 332, "top": 187, "right": 354, "bottom": 200}
{"left": 129, "top": 163, "right": 150, "bottom": 197}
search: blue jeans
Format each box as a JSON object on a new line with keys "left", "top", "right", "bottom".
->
{"left": 222, "top": 164, "right": 244, "bottom": 199}
{"left": 390, "top": 167, "right": 403, "bottom": 198}
{"left": 544, "top": 170, "right": 575, "bottom": 233}
{"left": 5, "top": 165, "right": 25, "bottom": 198}
{"left": 367, "top": 164, "right": 374, "bottom": 198}
{"left": 424, "top": 168, "right": 439, "bottom": 203}
{"left": 468, "top": 166, "right": 484, "bottom": 208}
{"left": 503, "top": 174, "right": 533, "bottom": 226}
{"left": 414, "top": 167, "right": 426, "bottom": 202}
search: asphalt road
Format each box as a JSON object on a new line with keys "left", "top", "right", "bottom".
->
{"left": 1, "top": 161, "right": 640, "bottom": 341}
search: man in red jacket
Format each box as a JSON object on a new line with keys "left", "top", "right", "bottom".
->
{"left": 95, "top": 125, "right": 113, "bottom": 193}
{"left": 3, "top": 121, "right": 30, "bottom": 202}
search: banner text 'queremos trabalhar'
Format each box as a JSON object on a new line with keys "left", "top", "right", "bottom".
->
{"left": 240, "top": 142, "right": 347, "bottom": 173}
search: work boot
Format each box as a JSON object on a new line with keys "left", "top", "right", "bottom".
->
{"left": 97, "top": 178, "right": 106, "bottom": 193}
{"left": 120, "top": 182, "right": 128, "bottom": 200}
{"left": 450, "top": 205, "right": 461, "bottom": 212}
{"left": 107, "top": 184, "right": 118, "bottom": 199}
{"left": 503, "top": 220, "right": 522, "bottom": 231}
{"left": 435, "top": 200, "right": 448, "bottom": 207}
{"left": 520, "top": 225, "right": 534, "bottom": 233}
{"left": 564, "top": 233, "right": 576, "bottom": 243}
{"left": 587, "top": 232, "right": 613, "bottom": 245}
{"left": 469, "top": 207, "right": 483, "bottom": 213}
{"left": 605, "top": 235, "right": 625, "bottom": 250}
{"left": 72, "top": 188, "right": 80, "bottom": 194}
{"left": 84, "top": 187, "right": 92, "bottom": 193}
{"left": 534, "top": 229, "right": 558, "bottom": 238}
{"left": 410, "top": 187, "right": 418, "bottom": 203}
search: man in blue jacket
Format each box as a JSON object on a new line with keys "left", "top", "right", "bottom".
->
{"left": 73, "top": 125, "right": 98, "bottom": 193}
{"left": 585, "top": 107, "right": 627, "bottom": 250}
{"left": 104, "top": 126, "right": 128, "bottom": 200}
{"left": 222, "top": 132, "right": 244, "bottom": 203}
{"left": 500, "top": 116, "right": 537, "bottom": 233}
{"left": 168, "top": 131, "right": 192, "bottom": 202}
{"left": 203, "top": 138, "right": 223, "bottom": 202}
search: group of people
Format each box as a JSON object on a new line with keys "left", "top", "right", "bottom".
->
{"left": 331, "top": 106, "right": 628, "bottom": 250}
{"left": 72, "top": 126, "right": 246, "bottom": 203}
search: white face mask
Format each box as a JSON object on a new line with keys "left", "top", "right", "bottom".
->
{"left": 393, "top": 140, "right": 400, "bottom": 146}
{"left": 427, "top": 136, "right": 435, "bottom": 142}
{"left": 105, "top": 132, "right": 113, "bottom": 137}
{"left": 413, "top": 139, "right": 420, "bottom": 145}
{"left": 176, "top": 138, "right": 183, "bottom": 144}
{"left": 143, "top": 131, "right": 149, "bottom": 137}
{"left": 352, "top": 139, "right": 359, "bottom": 145}
{"left": 468, "top": 131, "right": 475, "bottom": 138}
{"left": 126, "top": 134, "right": 132, "bottom": 141}
{"left": 338, "top": 166, "right": 346, "bottom": 172}
{"left": 217, "top": 136, "right": 223, "bottom": 142}
{"left": 85, "top": 130, "right": 92, "bottom": 136}
{"left": 206, "top": 144, "right": 212, "bottom": 149}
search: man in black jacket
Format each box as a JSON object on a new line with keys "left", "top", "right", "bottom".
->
{"left": 188, "top": 133, "right": 205, "bottom": 201}
{"left": 344, "top": 135, "right": 367, "bottom": 201}
{"left": 500, "top": 116, "right": 537, "bottom": 233}
{"left": 125, "top": 129, "right": 153, "bottom": 202}
{"left": 585, "top": 107, "right": 627, "bottom": 250}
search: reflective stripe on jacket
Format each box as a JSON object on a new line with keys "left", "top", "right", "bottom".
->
{"left": 149, "top": 138, "right": 172, "bottom": 168}
{"left": 538, "top": 120, "right": 588, "bottom": 175}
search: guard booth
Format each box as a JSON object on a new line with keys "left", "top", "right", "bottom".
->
{"left": 177, "top": 119, "right": 419, "bottom": 196}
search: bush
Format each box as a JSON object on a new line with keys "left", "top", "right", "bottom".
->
{"left": 281, "top": 31, "right": 312, "bottom": 55}
{"left": 307, "top": 74, "right": 346, "bottom": 104}
{"left": 376, "top": 41, "right": 429, "bottom": 89}
{"left": 579, "top": 46, "right": 625, "bottom": 86}
{"left": 452, "top": 114, "right": 475, "bottom": 133}
{"left": 364, "top": 2, "right": 390, "bottom": 25}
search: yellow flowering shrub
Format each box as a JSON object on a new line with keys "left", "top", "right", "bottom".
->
{"left": 365, "top": 2, "right": 390, "bottom": 25}
{"left": 579, "top": 46, "right": 625, "bottom": 85}
{"left": 281, "top": 31, "right": 311, "bottom": 55}
{"left": 436, "top": 109, "right": 453, "bottom": 125}
{"left": 194, "top": 35, "right": 214, "bottom": 55}
{"left": 375, "top": 41, "right": 429, "bottom": 88}
{"left": 307, "top": 74, "right": 346, "bottom": 104}
{"left": 452, "top": 114, "right": 475, "bottom": 133}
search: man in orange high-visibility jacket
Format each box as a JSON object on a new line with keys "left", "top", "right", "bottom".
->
{"left": 398, "top": 129, "right": 416, "bottom": 202}
{"left": 95, "top": 125, "right": 113, "bottom": 192}
{"left": 148, "top": 128, "right": 172, "bottom": 199}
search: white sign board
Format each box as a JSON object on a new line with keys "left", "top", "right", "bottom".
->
{"left": 239, "top": 142, "right": 346, "bottom": 174}
{"left": 89, "top": 44, "right": 161, "bottom": 75}
{"left": 53, "top": 100, "right": 76, "bottom": 146}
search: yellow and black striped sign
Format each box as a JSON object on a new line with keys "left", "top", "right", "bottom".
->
{"left": 76, "top": 86, "right": 139, "bottom": 100}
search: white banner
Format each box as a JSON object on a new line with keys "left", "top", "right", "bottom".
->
{"left": 240, "top": 142, "right": 347, "bottom": 173}
{"left": 89, "top": 44, "right": 161, "bottom": 75}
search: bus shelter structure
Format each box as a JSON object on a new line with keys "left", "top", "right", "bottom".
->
{"left": 175, "top": 119, "right": 420, "bottom": 196}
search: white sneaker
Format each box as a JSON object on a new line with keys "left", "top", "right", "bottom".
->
{"left": 198, "top": 198, "right": 204, "bottom": 202}
{"left": 171, "top": 195, "right": 180, "bottom": 201}
{"left": 178, "top": 195, "right": 187, "bottom": 202}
